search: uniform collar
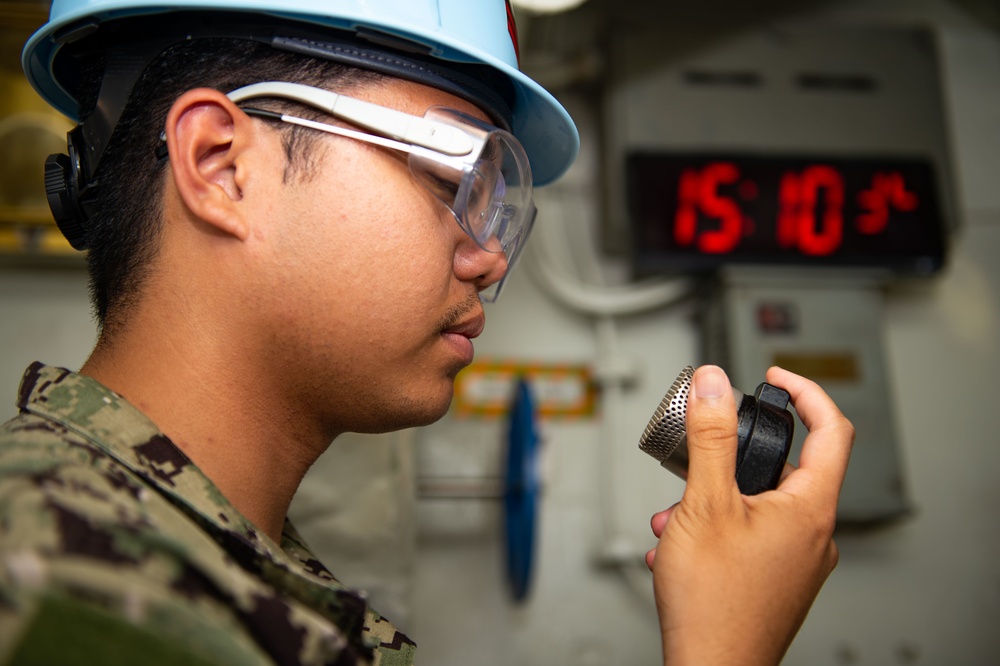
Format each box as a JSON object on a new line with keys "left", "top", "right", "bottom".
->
{"left": 15, "top": 362, "right": 377, "bottom": 588}
{"left": 15, "top": 362, "right": 276, "bottom": 549}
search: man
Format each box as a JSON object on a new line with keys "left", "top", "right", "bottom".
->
{"left": 0, "top": 1, "right": 853, "bottom": 664}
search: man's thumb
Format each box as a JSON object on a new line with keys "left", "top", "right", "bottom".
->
{"left": 684, "top": 365, "right": 740, "bottom": 495}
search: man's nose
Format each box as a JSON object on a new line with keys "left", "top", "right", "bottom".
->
{"left": 455, "top": 234, "right": 509, "bottom": 294}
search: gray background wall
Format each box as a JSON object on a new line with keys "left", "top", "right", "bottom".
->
{"left": 1, "top": 0, "right": 997, "bottom": 664}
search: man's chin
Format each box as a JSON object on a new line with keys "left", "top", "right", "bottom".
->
{"left": 349, "top": 390, "right": 455, "bottom": 435}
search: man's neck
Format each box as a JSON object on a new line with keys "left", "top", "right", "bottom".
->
{"left": 81, "top": 315, "right": 333, "bottom": 544}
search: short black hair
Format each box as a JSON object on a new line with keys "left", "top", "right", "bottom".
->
{"left": 77, "top": 38, "right": 385, "bottom": 334}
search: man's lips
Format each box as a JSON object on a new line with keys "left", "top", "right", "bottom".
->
{"left": 441, "top": 311, "right": 485, "bottom": 364}
{"left": 443, "top": 312, "right": 485, "bottom": 340}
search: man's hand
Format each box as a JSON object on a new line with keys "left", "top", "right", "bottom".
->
{"left": 645, "top": 365, "right": 854, "bottom": 665}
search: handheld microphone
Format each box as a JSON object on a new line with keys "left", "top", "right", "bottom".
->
{"left": 638, "top": 366, "right": 795, "bottom": 495}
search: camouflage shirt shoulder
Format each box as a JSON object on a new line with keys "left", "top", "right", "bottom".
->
{"left": 0, "top": 363, "right": 416, "bottom": 666}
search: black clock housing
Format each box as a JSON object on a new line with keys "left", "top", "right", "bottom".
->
{"left": 627, "top": 152, "right": 947, "bottom": 276}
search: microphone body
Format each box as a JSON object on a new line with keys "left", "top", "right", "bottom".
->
{"left": 639, "top": 366, "right": 795, "bottom": 495}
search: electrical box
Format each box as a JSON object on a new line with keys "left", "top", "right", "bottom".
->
{"left": 701, "top": 268, "right": 909, "bottom": 523}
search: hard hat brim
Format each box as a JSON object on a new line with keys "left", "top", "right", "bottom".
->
{"left": 22, "top": 4, "right": 579, "bottom": 186}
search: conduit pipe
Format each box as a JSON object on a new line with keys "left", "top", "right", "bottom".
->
{"left": 525, "top": 184, "right": 694, "bottom": 608}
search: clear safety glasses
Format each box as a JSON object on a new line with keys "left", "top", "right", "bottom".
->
{"left": 226, "top": 82, "right": 536, "bottom": 302}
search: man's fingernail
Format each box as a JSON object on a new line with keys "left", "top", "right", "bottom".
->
{"left": 694, "top": 366, "right": 727, "bottom": 399}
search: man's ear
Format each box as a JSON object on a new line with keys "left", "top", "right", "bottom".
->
{"left": 164, "top": 88, "right": 258, "bottom": 241}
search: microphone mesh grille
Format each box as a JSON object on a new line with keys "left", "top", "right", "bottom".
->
{"left": 638, "top": 365, "right": 694, "bottom": 463}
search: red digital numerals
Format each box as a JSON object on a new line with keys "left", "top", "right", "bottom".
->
{"left": 856, "top": 172, "right": 918, "bottom": 234}
{"left": 673, "top": 163, "right": 918, "bottom": 256}
{"left": 674, "top": 162, "right": 743, "bottom": 253}
{"left": 776, "top": 166, "right": 843, "bottom": 256}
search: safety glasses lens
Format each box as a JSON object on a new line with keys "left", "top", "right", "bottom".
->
{"left": 409, "top": 109, "right": 534, "bottom": 265}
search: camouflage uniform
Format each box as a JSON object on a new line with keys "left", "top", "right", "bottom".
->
{"left": 0, "top": 362, "right": 416, "bottom": 665}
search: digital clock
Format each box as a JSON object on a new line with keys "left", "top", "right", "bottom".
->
{"left": 626, "top": 152, "right": 947, "bottom": 276}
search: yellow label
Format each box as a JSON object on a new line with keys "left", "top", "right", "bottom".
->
{"left": 453, "top": 360, "right": 597, "bottom": 419}
{"left": 773, "top": 352, "right": 860, "bottom": 381}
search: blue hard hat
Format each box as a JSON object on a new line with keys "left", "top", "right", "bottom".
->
{"left": 22, "top": 0, "right": 579, "bottom": 186}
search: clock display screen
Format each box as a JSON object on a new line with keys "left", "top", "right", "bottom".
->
{"left": 626, "top": 152, "right": 946, "bottom": 275}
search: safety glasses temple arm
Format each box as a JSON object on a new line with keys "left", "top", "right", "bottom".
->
{"left": 227, "top": 81, "right": 475, "bottom": 156}
{"left": 240, "top": 107, "right": 418, "bottom": 156}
